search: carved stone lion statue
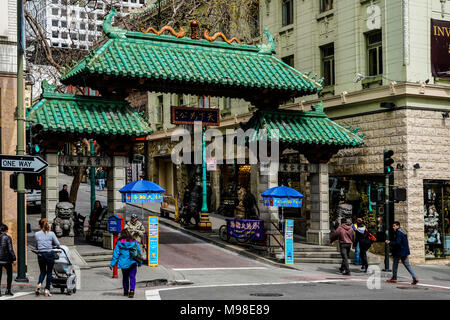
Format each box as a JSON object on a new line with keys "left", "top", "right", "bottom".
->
{"left": 52, "top": 202, "right": 75, "bottom": 237}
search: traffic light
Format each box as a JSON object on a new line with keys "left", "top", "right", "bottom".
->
{"left": 383, "top": 149, "right": 394, "bottom": 175}
{"left": 30, "top": 123, "right": 44, "bottom": 154}
{"left": 10, "top": 172, "right": 43, "bottom": 190}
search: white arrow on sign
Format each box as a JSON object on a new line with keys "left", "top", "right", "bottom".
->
{"left": 0, "top": 155, "right": 48, "bottom": 173}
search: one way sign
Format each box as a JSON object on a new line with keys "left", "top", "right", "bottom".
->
{"left": 0, "top": 155, "right": 48, "bottom": 173}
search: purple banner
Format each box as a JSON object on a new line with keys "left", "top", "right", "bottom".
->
{"left": 431, "top": 19, "right": 450, "bottom": 78}
{"left": 226, "top": 219, "right": 264, "bottom": 241}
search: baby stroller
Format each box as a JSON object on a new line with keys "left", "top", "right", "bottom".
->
{"left": 32, "top": 245, "right": 78, "bottom": 295}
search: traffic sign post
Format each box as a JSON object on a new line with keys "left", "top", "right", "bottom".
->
{"left": 0, "top": 154, "right": 48, "bottom": 173}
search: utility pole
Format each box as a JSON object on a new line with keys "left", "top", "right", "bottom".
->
{"left": 15, "top": 0, "right": 29, "bottom": 282}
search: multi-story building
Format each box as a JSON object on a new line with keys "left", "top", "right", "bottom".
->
{"left": 259, "top": 0, "right": 450, "bottom": 264}
{"left": 0, "top": 0, "right": 19, "bottom": 266}
{"left": 26, "top": 0, "right": 146, "bottom": 50}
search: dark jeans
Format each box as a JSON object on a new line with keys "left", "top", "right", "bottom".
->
{"left": 339, "top": 243, "right": 351, "bottom": 273}
{"left": 360, "top": 247, "right": 369, "bottom": 270}
{"left": 38, "top": 252, "right": 55, "bottom": 290}
{"left": 122, "top": 264, "right": 137, "bottom": 293}
{"left": 0, "top": 263, "right": 13, "bottom": 290}
{"left": 392, "top": 256, "right": 417, "bottom": 280}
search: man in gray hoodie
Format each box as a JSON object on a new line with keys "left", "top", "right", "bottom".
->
{"left": 330, "top": 218, "right": 355, "bottom": 275}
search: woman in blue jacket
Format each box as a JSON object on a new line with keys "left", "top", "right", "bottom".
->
{"left": 110, "top": 229, "right": 142, "bottom": 298}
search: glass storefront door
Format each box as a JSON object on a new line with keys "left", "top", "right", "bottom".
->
{"left": 424, "top": 180, "right": 449, "bottom": 259}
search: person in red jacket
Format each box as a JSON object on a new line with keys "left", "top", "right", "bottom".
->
{"left": 330, "top": 218, "right": 355, "bottom": 275}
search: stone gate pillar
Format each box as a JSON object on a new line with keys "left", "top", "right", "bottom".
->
{"left": 257, "top": 162, "right": 282, "bottom": 254}
{"left": 41, "top": 153, "right": 59, "bottom": 223}
{"left": 306, "top": 163, "right": 330, "bottom": 245}
{"left": 107, "top": 156, "right": 127, "bottom": 217}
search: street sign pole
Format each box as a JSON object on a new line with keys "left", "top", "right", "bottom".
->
{"left": 15, "top": 0, "right": 28, "bottom": 282}
{"left": 90, "top": 139, "right": 96, "bottom": 212}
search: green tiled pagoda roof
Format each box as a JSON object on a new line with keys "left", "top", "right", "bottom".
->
{"left": 244, "top": 103, "right": 365, "bottom": 147}
{"left": 26, "top": 82, "right": 152, "bottom": 138}
{"left": 61, "top": 9, "right": 322, "bottom": 100}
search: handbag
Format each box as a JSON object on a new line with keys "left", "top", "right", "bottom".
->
{"left": 367, "top": 229, "right": 377, "bottom": 242}
{"left": 129, "top": 243, "right": 143, "bottom": 264}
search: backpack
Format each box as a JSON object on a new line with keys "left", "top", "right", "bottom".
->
{"left": 129, "top": 243, "right": 143, "bottom": 264}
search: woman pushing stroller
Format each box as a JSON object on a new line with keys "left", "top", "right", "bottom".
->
{"left": 35, "top": 218, "right": 60, "bottom": 297}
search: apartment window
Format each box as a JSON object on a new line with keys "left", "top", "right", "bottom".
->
{"left": 88, "top": 12, "right": 95, "bottom": 20}
{"left": 79, "top": 34, "right": 86, "bottom": 41}
{"left": 52, "top": 0, "right": 58, "bottom": 4}
{"left": 61, "top": 32, "right": 68, "bottom": 39}
{"left": 155, "top": 96, "right": 163, "bottom": 124}
{"left": 61, "top": 21, "right": 67, "bottom": 28}
{"left": 282, "top": 55, "right": 294, "bottom": 67}
{"left": 139, "top": 0, "right": 145, "bottom": 4}
{"left": 70, "top": 33, "right": 78, "bottom": 40}
{"left": 52, "top": 8, "right": 59, "bottom": 15}
{"left": 282, "top": 0, "right": 294, "bottom": 27}
{"left": 52, "top": 20, "right": 58, "bottom": 27}
{"left": 131, "top": 0, "right": 137, "bottom": 3}
{"left": 88, "top": 23, "right": 95, "bottom": 31}
{"left": 88, "top": 35, "right": 95, "bottom": 42}
{"left": 52, "top": 42, "right": 59, "bottom": 47}
{"left": 321, "top": 43, "right": 335, "bottom": 86}
{"left": 61, "top": 43, "right": 68, "bottom": 48}
{"left": 80, "top": 11, "right": 86, "bottom": 19}
{"left": 80, "top": 23, "right": 86, "bottom": 30}
{"left": 61, "top": 9, "right": 67, "bottom": 16}
{"left": 52, "top": 31, "right": 59, "bottom": 38}
{"left": 97, "top": 14, "right": 103, "bottom": 21}
{"left": 320, "top": 0, "right": 333, "bottom": 13}
{"left": 366, "top": 30, "right": 383, "bottom": 76}
{"left": 97, "top": 25, "right": 103, "bottom": 32}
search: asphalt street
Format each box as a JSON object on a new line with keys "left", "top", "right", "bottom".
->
{"left": 1, "top": 173, "right": 449, "bottom": 301}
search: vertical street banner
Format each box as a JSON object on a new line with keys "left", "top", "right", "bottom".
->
{"left": 431, "top": 19, "right": 450, "bottom": 78}
{"left": 285, "top": 219, "right": 294, "bottom": 264}
{"left": 148, "top": 217, "right": 159, "bottom": 267}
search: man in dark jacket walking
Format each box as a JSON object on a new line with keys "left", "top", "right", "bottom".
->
{"left": 0, "top": 224, "right": 17, "bottom": 296}
{"left": 330, "top": 218, "right": 355, "bottom": 275}
{"left": 386, "top": 221, "right": 418, "bottom": 284}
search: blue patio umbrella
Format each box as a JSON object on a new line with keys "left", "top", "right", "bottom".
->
{"left": 261, "top": 186, "right": 304, "bottom": 226}
{"left": 120, "top": 180, "right": 166, "bottom": 219}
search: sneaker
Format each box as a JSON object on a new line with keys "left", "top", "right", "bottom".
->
{"left": 5, "top": 289, "right": 13, "bottom": 296}
{"left": 44, "top": 289, "right": 52, "bottom": 297}
{"left": 124, "top": 290, "right": 129, "bottom": 296}
{"left": 386, "top": 279, "right": 397, "bottom": 283}
{"left": 343, "top": 272, "right": 351, "bottom": 276}
{"left": 35, "top": 284, "right": 41, "bottom": 296}
{"left": 128, "top": 290, "right": 135, "bottom": 298}
{"left": 411, "top": 278, "right": 419, "bottom": 285}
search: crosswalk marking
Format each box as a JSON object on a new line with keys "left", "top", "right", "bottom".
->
{"left": 172, "top": 267, "right": 267, "bottom": 271}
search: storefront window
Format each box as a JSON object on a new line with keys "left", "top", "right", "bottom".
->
{"left": 424, "top": 180, "right": 449, "bottom": 259}
{"left": 218, "top": 164, "right": 251, "bottom": 217}
{"left": 329, "top": 175, "right": 389, "bottom": 241}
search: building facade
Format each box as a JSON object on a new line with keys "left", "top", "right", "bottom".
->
{"left": 0, "top": 0, "right": 19, "bottom": 268}
{"left": 259, "top": 0, "right": 450, "bottom": 264}
{"left": 26, "top": 0, "right": 146, "bottom": 50}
